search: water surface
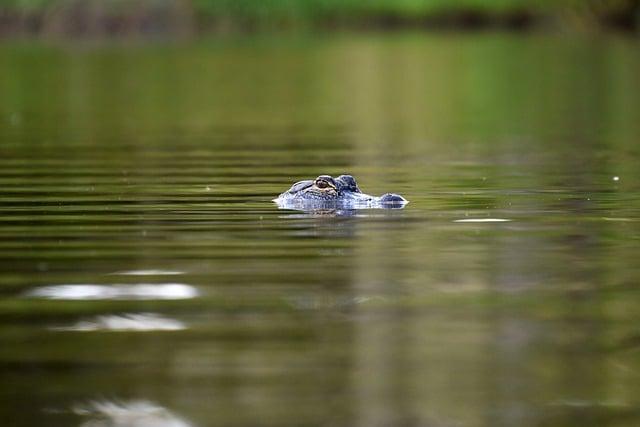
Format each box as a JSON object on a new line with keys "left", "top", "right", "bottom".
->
{"left": 1, "top": 33, "right": 640, "bottom": 427}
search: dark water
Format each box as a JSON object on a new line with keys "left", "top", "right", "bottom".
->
{"left": 1, "top": 34, "right": 640, "bottom": 427}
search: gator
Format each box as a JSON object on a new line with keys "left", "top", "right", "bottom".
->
{"left": 274, "top": 174, "right": 408, "bottom": 210}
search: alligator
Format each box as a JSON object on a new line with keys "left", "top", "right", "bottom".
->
{"left": 274, "top": 174, "right": 408, "bottom": 210}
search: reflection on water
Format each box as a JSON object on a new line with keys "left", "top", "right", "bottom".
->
{"left": 277, "top": 208, "right": 405, "bottom": 218}
{"left": 108, "top": 270, "right": 185, "bottom": 276}
{"left": 1, "top": 33, "right": 640, "bottom": 427}
{"left": 26, "top": 284, "right": 198, "bottom": 300}
{"left": 287, "top": 294, "right": 387, "bottom": 311}
{"left": 51, "top": 313, "right": 186, "bottom": 332}
{"left": 273, "top": 197, "right": 409, "bottom": 213}
{"left": 73, "top": 400, "right": 192, "bottom": 427}
{"left": 453, "top": 218, "right": 511, "bottom": 222}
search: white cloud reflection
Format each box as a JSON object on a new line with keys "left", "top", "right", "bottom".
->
{"left": 51, "top": 313, "right": 186, "bottom": 332}
{"left": 108, "top": 270, "right": 184, "bottom": 276}
{"left": 74, "top": 400, "right": 193, "bottom": 427}
{"left": 26, "top": 284, "right": 198, "bottom": 300}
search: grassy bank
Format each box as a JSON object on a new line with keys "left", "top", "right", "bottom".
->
{"left": 0, "top": 0, "right": 638, "bottom": 38}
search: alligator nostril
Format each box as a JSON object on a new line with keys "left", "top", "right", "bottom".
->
{"left": 380, "top": 193, "right": 407, "bottom": 204}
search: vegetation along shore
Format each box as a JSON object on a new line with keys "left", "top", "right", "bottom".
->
{"left": 1, "top": 0, "right": 639, "bottom": 38}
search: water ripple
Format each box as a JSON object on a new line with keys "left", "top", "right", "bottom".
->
{"left": 454, "top": 218, "right": 512, "bottom": 223}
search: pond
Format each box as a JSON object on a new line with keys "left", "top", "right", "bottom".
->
{"left": 1, "top": 33, "right": 640, "bottom": 427}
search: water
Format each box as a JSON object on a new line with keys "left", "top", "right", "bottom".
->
{"left": 1, "top": 33, "right": 640, "bottom": 427}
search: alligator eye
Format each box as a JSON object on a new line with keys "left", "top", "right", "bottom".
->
{"left": 316, "top": 180, "right": 328, "bottom": 189}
